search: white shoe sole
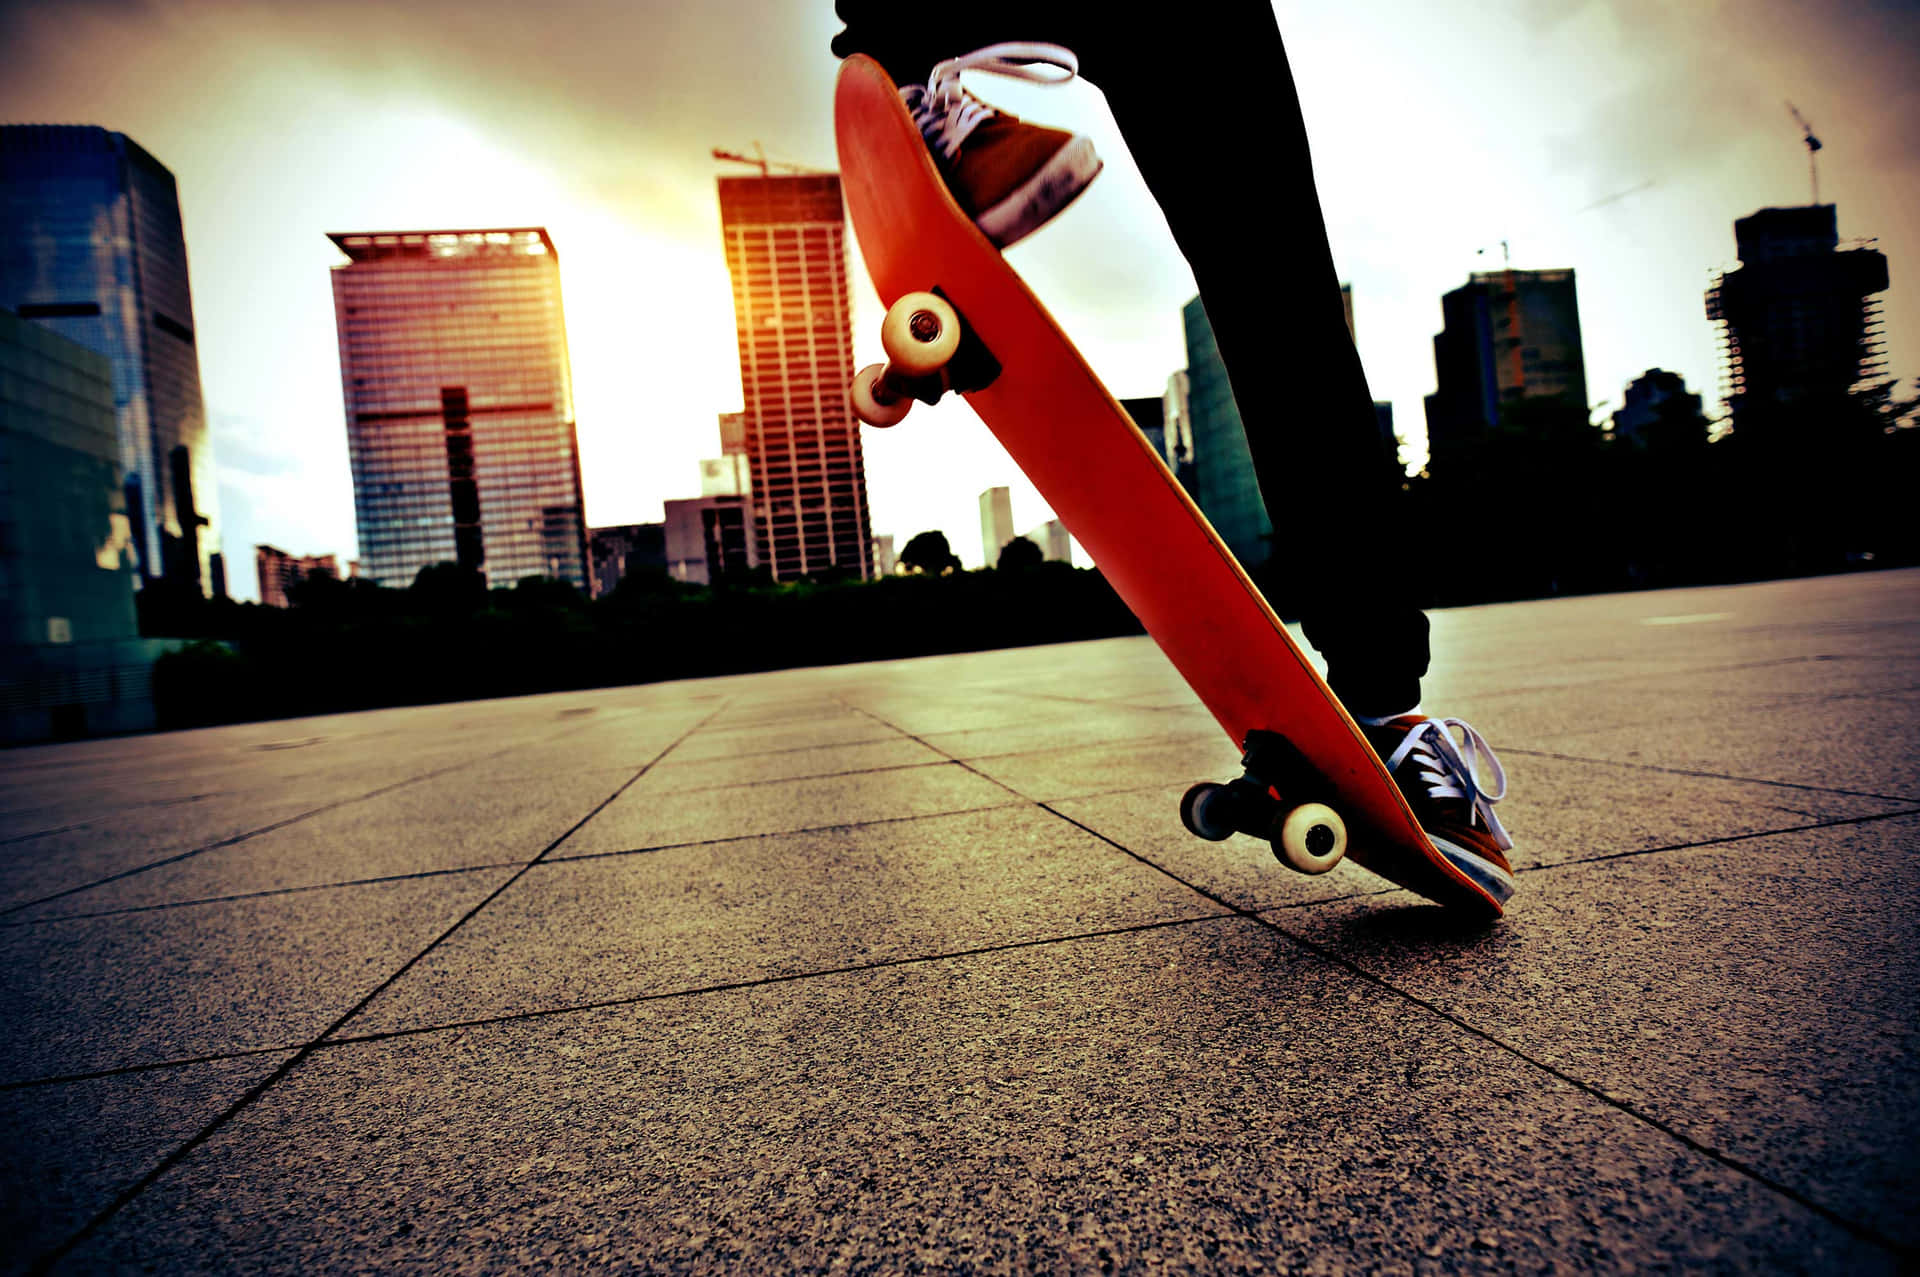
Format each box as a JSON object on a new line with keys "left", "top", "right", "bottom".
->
{"left": 977, "top": 135, "right": 1103, "bottom": 249}
{"left": 1430, "top": 834, "right": 1516, "bottom": 906}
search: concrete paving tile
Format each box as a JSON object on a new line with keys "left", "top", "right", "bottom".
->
{"left": 0, "top": 791, "right": 330, "bottom": 915}
{"left": 0, "top": 871, "right": 516, "bottom": 1085}
{"left": 1279, "top": 817, "right": 1920, "bottom": 1249}
{"left": 1429, "top": 655, "right": 1920, "bottom": 757}
{"left": 666, "top": 712, "right": 903, "bottom": 763}
{"left": 834, "top": 692, "right": 1088, "bottom": 737}
{"left": 9, "top": 767, "right": 624, "bottom": 920}
{"left": 0, "top": 1051, "right": 292, "bottom": 1275}
{"left": 916, "top": 705, "right": 1218, "bottom": 765}
{"left": 1522, "top": 688, "right": 1920, "bottom": 799}
{"left": 346, "top": 805, "right": 1219, "bottom": 1034}
{"left": 639, "top": 735, "right": 948, "bottom": 791}
{"left": 963, "top": 732, "right": 1237, "bottom": 803}
{"left": 556, "top": 762, "right": 1018, "bottom": 855}
{"left": 69, "top": 921, "right": 1888, "bottom": 1273}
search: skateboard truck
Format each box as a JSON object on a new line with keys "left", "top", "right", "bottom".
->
{"left": 1180, "top": 730, "right": 1349, "bottom": 875}
{"left": 849, "top": 289, "right": 1001, "bottom": 426}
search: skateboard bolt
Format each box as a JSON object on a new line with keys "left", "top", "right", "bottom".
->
{"left": 1306, "top": 824, "right": 1337, "bottom": 857}
{"left": 908, "top": 310, "right": 944, "bottom": 344}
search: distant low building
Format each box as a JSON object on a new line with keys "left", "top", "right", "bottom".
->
{"left": 256, "top": 545, "right": 339, "bottom": 608}
{"left": 1612, "top": 369, "right": 1704, "bottom": 447}
{"left": 588, "top": 523, "right": 667, "bottom": 596}
{"left": 665, "top": 496, "right": 754, "bottom": 585}
{"left": 1025, "top": 520, "right": 1072, "bottom": 564}
{"left": 872, "top": 534, "right": 897, "bottom": 577}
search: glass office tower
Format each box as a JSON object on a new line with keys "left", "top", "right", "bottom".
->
{"left": 329, "top": 229, "right": 589, "bottom": 592}
{"left": 0, "top": 125, "right": 220, "bottom": 597}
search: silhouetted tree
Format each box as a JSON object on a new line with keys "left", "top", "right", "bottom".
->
{"left": 409, "top": 561, "right": 487, "bottom": 615}
{"left": 996, "top": 535, "right": 1044, "bottom": 571}
{"left": 899, "top": 530, "right": 962, "bottom": 575}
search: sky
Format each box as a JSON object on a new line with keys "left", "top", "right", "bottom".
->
{"left": 3, "top": 0, "right": 1916, "bottom": 596}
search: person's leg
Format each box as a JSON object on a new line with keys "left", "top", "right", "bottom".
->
{"left": 833, "top": 2, "right": 1428, "bottom": 716}
{"left": 1075, "top": 8, "right": 1429, "bottom": 719}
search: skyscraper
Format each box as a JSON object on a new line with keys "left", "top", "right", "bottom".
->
{"left": 1705, "top": 204, "right": 1889, "bottom": 435}
{"left": 1423, "top": 268, "right": 1589, "bottom": 451}
{"left": 0, "top": 125, "right": 220, "bottom": 598}
{"left": 329, "top": 228, "right": 589, "bottom": 592}
{"left": 1182, "top": 296, "right": 1270, "bottom": 569}
{"left": 980, "top": 485, "right": 1015, "bottom": 567}
{"left": 719, "top": 173, "right": 874, "bottom": 581}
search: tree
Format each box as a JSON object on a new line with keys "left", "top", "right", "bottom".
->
{"left": 899, "top": 530, "right": 962, "bottom": 575}
{"left": 409, "top": 561, "right": 487, "bottom": 616}
{"left": 995, "top": 535, "right": 1044, "bottom": 571}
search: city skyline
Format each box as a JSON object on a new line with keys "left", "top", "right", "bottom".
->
{"left": 2, "top": 0, "right": 1915, "bottom": 594}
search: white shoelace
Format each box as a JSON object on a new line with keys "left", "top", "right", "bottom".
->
{"left": 903, "top": 42, "right": 1080, "bottom": 161}
{"left": 1383, "top": 718, "right": 1513, "bottom": 850}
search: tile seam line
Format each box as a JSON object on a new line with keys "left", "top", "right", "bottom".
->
{"left": 0, "top": 861, "right": 531, "bottom": 928}
{"left": 1501, "top": 746, "right": 1919, "bottom": 802}
{"left": 26, "top": 701, "right": 731, "bottom": 1277}
{"left": 0, "top": 1044, "right": 296, "bottom": 1094}
{"left": 0, "top": 715, "right": 613, "bottom": 920}
{"left": 311, "top": 912, "right": 1239, "bottom": 1051}
{"left": 1517, "top": 806, "right": 1920, "bottom": 873}
{"left": 1450, "top": 651, "right": 1899, "bottom": 701}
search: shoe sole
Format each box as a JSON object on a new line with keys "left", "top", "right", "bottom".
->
{"left": 1429, "top": 834, "right": 1516, "bottom": 906}
{"left": 978, "top": 135, "right": 1103, "bottom": 249}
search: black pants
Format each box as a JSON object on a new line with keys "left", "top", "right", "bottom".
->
{"left": 834, "top": 2, "right": 1430, "bottom": 717}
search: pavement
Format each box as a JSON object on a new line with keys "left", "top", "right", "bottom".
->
{"left": 2, "top": 569, "right": 1917, "bottom": 1274}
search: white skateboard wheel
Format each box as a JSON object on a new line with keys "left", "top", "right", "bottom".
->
{"left": 850, "top": 364, "right": 911, "bottom": 427}
{"left": 881, "top": 292, "right": 961, "bottom": 376}
{"left": 1274, "top": 802, "right": 1347, "bottom": 875}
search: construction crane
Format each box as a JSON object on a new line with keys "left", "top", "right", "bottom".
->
{"left": 1786, "top": 102, "right": 1823, "bottom": 205}
{"left": 711, "top": 143, "right": 827, "bottom": 177}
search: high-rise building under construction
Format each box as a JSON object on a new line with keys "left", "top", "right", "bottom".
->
{"left": 1705, "top": 204, "right": 1889, "bottom": 435}
{"left": 1423, "top": 269, "right": 1589, "bottom": 452}
{"left": 718, "top": 173, "right": 873, "bottom": 580}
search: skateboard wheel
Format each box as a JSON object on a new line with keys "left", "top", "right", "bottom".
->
{"left": 1273, "top": 803, "right": 1347, "bottom": 875}
{"left": 850, "top": 364, "right": 911, "bottom": 427}
{"left": 1180, "top": 782, "right": 1235, "bottom": 842}
{"left": 881, "top": 292, "right": 961, "bottom": 376}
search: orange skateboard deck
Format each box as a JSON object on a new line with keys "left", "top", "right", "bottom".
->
{"left": 835, "top": 54, "right": 1501, "bottom": 917}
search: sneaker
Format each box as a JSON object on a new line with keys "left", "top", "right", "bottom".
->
{"left": 1359, "top": 713, "right": 1517, "bottom": 906}
{"left": 899, "top": 42, "right": 1103, "bottom": 249}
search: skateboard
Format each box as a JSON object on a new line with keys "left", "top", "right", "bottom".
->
{"left": 834, "top": 54, "right": 1503, "bottom": 917}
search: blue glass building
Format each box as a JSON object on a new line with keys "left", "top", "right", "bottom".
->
{"left": 1181, "top": 297, "right": 1272, "bottom": 569}
{"left": 0, "top": 125, "right": 220, "bottom": 599}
